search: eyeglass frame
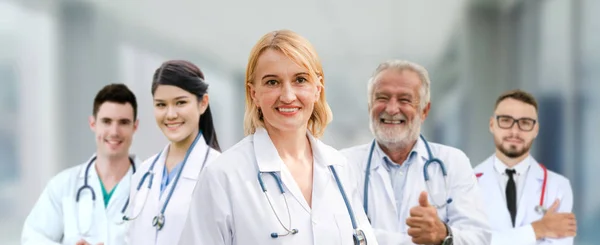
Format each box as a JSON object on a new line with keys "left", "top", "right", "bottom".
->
{"left": 495, "top": 115, "right": 537, "bottom": 132}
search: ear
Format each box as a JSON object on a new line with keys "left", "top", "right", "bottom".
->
{"left": 133, "top": 119, "right": 139, "bottom": 132}
{"left": 248, "top": 83, "right": 260, "bottom": 107}
{"left": 533, "top": 121, "right": 540, "bottom": 139}
{"left": 314, "top": 76, "right": 323, "bottom": 101}
{"left": 199, "top": 94, "right": 210, "bottom": 114}
{"left": 89, "top": 115, "right": 96, "bottom": 132}
{"left": 420, "top": 102, "right": 431, "bottom": 121}
{"left": 489, "top": 116, "right": 495, "bottom": 134}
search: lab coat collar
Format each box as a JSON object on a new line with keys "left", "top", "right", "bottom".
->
{"left": 254, "top": 127, "right": 341, "bottom": 173}
{"left": 78, "top": 153, "right": 140, "bottom": 178}
{"left": 370, "top": 136, "right": 428, "bottom": 171}
{"left": 154, "top": 133, "right": 211, "bottom": 180}
{"left": 493, "top": 154, "right": 532, "bottom": 177}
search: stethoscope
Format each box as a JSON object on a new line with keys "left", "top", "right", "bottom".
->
{"left": 121, "top": 132, "right": 210, "bottom": 231}
{"left": 257, "top": 166, "right": 367, "bottom": 244}
{"left": 363, "top": 134, "right": 453, "bottom": 217}
{"left": 75, "top": 155, "right": 136, "bottom": 235}
{"left": 531, "top": 163, "right": 549, "bottom": 214}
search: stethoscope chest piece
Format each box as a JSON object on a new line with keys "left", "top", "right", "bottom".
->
{"left": 353, "top": 229, "right": 367, "bottom": 245}
{"left": 535, "top": 205, "right": 546, "bottom": 215}
{"left": 153, "top": 214, "right": 165, "bottom": 231}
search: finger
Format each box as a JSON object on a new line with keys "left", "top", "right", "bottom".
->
{"left": 409, "top": 207, "right": 425, "bottom": 217}
{"left": 406, "top": 217, "right": 426, "bottom": 228}
{"left": 548, "top": 199, "right": 560, "bottom": 213}
{"left": 407, "top": 227, "right": 422, "bottom": 237}
{"left": 419, "top": 191, "right": 430, "bottom": 207}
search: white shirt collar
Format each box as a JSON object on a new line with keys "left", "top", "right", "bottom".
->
{"left": 493, "top": 154, "right": 532, "bottom": 176}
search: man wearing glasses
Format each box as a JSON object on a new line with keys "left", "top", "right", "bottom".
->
{"left": 474, "top": 89, "right": 577, "bottom": 245}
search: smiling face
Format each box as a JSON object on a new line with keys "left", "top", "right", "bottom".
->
{"left": 248, "top": 49, "right": 321, "bottom": 135}
{"left": 369, "top": 68, "right": 429, "bottom": 148}
{"left": 153, "top": 84, "right": 208, "bottom": 144}
{"left": 89, "top": 102, "right": 138, "bottom": 159}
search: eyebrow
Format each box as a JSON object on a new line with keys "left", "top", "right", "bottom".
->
{"left": 154, "top": 95, "right": 190, "bottom": 102}
{"left": 261, "top": 72, "right": 309, "bottom": 80}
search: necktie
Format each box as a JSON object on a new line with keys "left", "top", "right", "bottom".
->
{"left": 506, "top": 169, "right": 517, "bottom": 227}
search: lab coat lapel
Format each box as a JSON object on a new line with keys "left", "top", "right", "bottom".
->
{"left": 516, "top": 160, "right": 544, "bottom": 226}
{"left": 479, "top": 156, "right": 513, "bottom": 228}
{"left": 105, "top": 163, "right": 134, "bottom": 220}
{"left": 374, "top": 165, "right": 397, "bottom": 216}
{"left": 153, "top": 145, "right": 169, "bottom": 206}
{"left": 254, "top": 128, "right": 311, "bottom": 212}
{"left": 86, "top": 158, "right": 109, "bottom": 239}
{"left": 308, "top": 133, "right": 340, "bottom": 214}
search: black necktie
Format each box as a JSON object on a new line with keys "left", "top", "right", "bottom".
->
{"left": 506, "top": 169, "right": 517, "bottom": 227}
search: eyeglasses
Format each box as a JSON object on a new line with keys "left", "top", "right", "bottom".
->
{"left": 495, "top": 115, "right": 537, "bottom": 132}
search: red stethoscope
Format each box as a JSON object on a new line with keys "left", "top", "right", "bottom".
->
{"left": 534, "top": 163, "right": 549, "bottom": 214}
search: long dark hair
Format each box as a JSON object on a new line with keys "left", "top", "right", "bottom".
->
{"left": 151, "top": 60, "right": 221, "bottom": 152}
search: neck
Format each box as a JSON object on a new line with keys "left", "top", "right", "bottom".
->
{"left": 378, "top": 139, "right": 417, "bottom": 165}
{"left": 172, "top": 130, "right": 199, "bottom": 157}
{"left": 94, "top": 154, "right": 131, "bottom": 182}
{"left": 495, "top": 150, "right": 530, "bottom": 168}
{"left": 267, "top": 126, "right": 312, "bottom": 165}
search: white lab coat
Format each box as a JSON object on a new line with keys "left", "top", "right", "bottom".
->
{"left": 22, "top": 154, "right": 139, "bottom": 245}
{"left": 474, "top": 155, "right": 574, "bottom": 245}
{"left": 340, "top": 138, "right": 491, "bottom": 245}
{"left": 178, "top": 127, "right": 378, "bottom": 245}
{"left": 126, "top": 134, "right": 220, "bottom": 245}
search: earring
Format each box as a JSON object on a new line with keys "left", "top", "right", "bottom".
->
{"left": 258, "top": 108, "right": 263, "bottom": 120}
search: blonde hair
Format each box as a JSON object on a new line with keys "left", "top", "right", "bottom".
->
{"left": 243, "top": 30, "right": 333, "bottom": 137}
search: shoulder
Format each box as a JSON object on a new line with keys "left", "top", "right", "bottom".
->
{"left": 339, "top": 143, "right": 372, "bottom": 158}
{"left": 427, "top": 141, "right": 470, "bottom": 163}
{"left": 41, "top": 163, "right": 85, "bottom": 196}
{"left": 545, "top": 167, "right": 572, "bottom": 190}
{"left": 473, "top": 155, "right": 494, "bottom": 173}
{"left": 203, "top": 135, "right": 255, "bottom": 174}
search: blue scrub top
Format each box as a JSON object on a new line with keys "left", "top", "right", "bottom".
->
{"left": 160, "top": 161, "right": 183, "bottom": 198}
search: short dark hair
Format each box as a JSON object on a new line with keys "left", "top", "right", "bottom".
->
{"left": 93, "top": 83, "right": 138, "bottom": 119}
{"left": 494, "top": 89, "right": 538, "bottom": 112}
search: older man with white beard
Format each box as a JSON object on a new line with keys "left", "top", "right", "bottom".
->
{"left": 341, "top": 60, "right": 491, "bottom": 245}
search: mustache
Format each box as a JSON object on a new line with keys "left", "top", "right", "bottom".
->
{"left": 503, "top": 136, "right": 524, "bottom": 142}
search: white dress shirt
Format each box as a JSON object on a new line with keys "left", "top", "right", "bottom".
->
{"left": 493, "top": 155, "right": 532, "bottom": 205}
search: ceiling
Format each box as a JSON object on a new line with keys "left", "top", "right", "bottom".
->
{"left": 88, "top": 0, "right": 468, "bottom": 85}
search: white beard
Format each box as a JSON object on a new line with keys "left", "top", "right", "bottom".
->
{"left": 369, "top": 112, "right": 421, "bottom": 149}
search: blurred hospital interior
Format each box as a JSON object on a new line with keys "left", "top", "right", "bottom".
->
{"left": 1, "top": 0, "right": 599, "bottom": 244}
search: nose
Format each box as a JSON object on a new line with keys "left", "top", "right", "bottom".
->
{"left": 384, "top": 99, "right": 401, "bottom": 115}
{"left": 166, "top": 105, "right": 178, "bottom": 120}
{"left": 279, "top": 81, "right": 296, "bottom": 103}
{"left": 108, "top": 122, "right": 119, "bottom": 136}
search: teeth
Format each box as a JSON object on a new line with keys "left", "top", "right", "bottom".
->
{"left": 382, "top": 119, "right": 404, "bottom": 124}
{"left": 166, "top": 123, "right": 182, "bottom": 128}
{"left": 278, "top": 108, "right": 299, "bottom": 112}
{"left": 106, "top": 140, "right": 120, "bottom": 145}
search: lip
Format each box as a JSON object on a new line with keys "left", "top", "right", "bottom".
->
{"left": 276, "top": 106, "right": 301, "bottom": 116}
{"left": 104, "top": 139, "right": 122, "bottom": 149}
{"left": 165, "top": 122, "right": 184, "bottom": 131}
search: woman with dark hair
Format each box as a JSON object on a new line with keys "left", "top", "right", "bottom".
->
{"left": 124, "top": 60, "right": 221, "bottom": 245}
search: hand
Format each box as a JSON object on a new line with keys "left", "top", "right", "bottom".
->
{"left": 406, "top": 191, "right": 447, "bottom": 244}
{"left": 75, "top": 239, "right": 91, "bottom": 245}
{"left": 532, "top": 199, "right": 577, "bottom": 239}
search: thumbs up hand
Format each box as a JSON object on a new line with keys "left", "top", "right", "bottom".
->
{"left": 406, "top": 191, "right": 448, "bottom": 244}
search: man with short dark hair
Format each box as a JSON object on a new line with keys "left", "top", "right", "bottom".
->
{"left": 22, "top": 84, "right": 141, "bottom": 245}
{"left": 475, "top": 89, "right": 577, "bottom": 244}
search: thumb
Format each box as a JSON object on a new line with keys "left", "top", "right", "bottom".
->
{"left": 547, "top": 199, "right": 560, "bottom": 213}
{"left": 419, "top": 191, "right": 430, "bottom": 207}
